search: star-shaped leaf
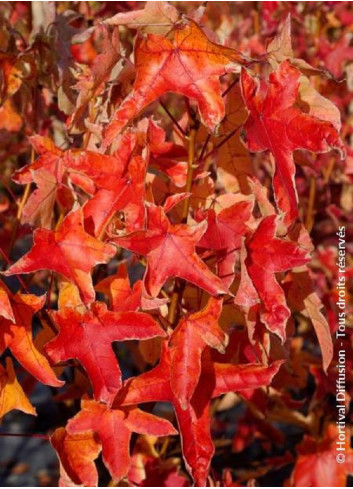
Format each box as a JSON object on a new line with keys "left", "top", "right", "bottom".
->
{"left": 69, "top": 131, "right": 147, "bottom": 235}
{"left": 13, "top": 136, "right": 78, "bottom": 229}
{"left": 45, "top": 301, "right": 166, "bottom": 405}
{"left": 103, "top": 20, "right": 249, "bottom": 147}
{"left": 169, "top": 297, "right": 227, "bottom": 409}
{"left": 241, "top": 60, "right": 344, "bottom": 225}
{"left": 83, "top": 154, "right": 147, "bottom": 236}
{"left": 120, "top": 342, "right": 282, "bottom": 485}
{"left": 195, "top": 196, "right": 253, "bottom": 287}
{"left": 68, "top": 25, "right": 121, "bottom": 130}
{"left": 66, "top": 398, "right": 177, "bottom": 482}
{"left": 243, "top": 215, "right": 311, "bottom": 341}
{"left": 4, "top": 207, "right": 116, "bottom": 305}
{"left": 109, "top": 204, "right": 229, "bottom": 298}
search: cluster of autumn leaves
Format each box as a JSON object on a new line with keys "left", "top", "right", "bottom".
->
{"left": 0, "top": 2, "right": 351, "bottom": 487}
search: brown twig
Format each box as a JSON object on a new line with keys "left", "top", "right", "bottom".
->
{"left": 0, "top": 175, "right": 17, "bottom": 202}
{"left": 0, "top": 432, "right": 50, "bottom": 440}
{"left": 160, "top": 100, "right": 187, "bottom": 138}
{"left": 181, "top": 125, "right": 197, "bottom": 222}
{"left": 198, "top": 124, "right": 242, "bottom": 163}
{"left": 0, "top": 247, "right": 31, "bottom": 293}
{"left": 167, "top": 279, "right": 185, "bottom": 327}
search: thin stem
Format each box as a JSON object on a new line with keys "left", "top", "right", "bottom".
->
{"left": 46, "top": 272, "right": 54, "bottom": 309}
{"left": 198, "top": 124, "right": 242, "bottom": 163}
{"left": 98, "top": 211, "right": 117, "bottom": 241}
{"left": 167, "top": 279, "right": 184, "bottom": 326}
{"left": 198, "top": 133, "right": 211, "bottom": 161}
{"left": 253, "top": 4, "right": 260, "bottom": 36}
{"left": 0, "top": 247, "right": 30, "bottom": 292}
{"left": 323, "top": 157, "right": 336, "bottom": 184}
{"left": 160, "top": 100, "right": 187, "bottom": 137}
{"left": 0, "top": 175, "right": 17, "bottom": 202}
{"left": 197, "top": 78, "right": 239, "bottom": 161}
{"left": 16, "top": 181, "right": 31, "bottom": 220}
{"left": 0, "top": 432, "right": 49, "bottom": 440}
{"left": 181, "top": 126, "right": 197, "bottom": 222}
{"left": 221, "top": 77, "right": 239, "bottom": 97}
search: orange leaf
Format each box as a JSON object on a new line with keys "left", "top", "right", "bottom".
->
{"left": 0, "top": 291, "right": 63, "bottom": 387}
{"left": 0, "top": 357, "right": 36, "bottom": 419}
{"left": 103, "top": 20, "right": 249, "bottom": 147}
{"left": 51, "top": 427, "right": 101, "bottom": 487}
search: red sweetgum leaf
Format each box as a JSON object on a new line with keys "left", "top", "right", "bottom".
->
{"left": 195, "top": 197, "right": 253, "bottom": 288}
{"left": 241, "top": 60, "right": 344, "bottom": 226}
{"left": 128, "top": 445, "right": 189, "bottom": 487}
{"left": 169, "top": 297, "right": 227, "bottom": 409}
{"left": 103, "top": 20, "right": 250, "bottom": 148}
{"left": 45, "top": 301, "right": 166, "bottom": 405}
{"left": 163, "top": 192, "right": 191, "bottom": 214}
{"left": 22, "top": 169, "right": 74, "bottom": 229}
{"left": 320, "top": 34, "right": 353, "bottom": 78}
{"left": 66, "top": 398, "right": 177, "bottom": 483}
{"left": 0, "top": 52, "right": 34, "bottom": 98}
{"left": 109, "top": 204, "right": 229, "bottom": 298}
{"left": 145, "top": 118, "right": 188, "bottom": 187}
{"left": 234, "top": 240, "right": 259, "bottom": 309}
{"left": 290, "top": 424, "right": 353, "bottom": 486}
{"left": 120, "top": 342, "right": 282, "bottom": 486}
{"left": 69, "top": 132, "right": 147, "bottom": 235}
{"left": 95, "top": 262, "right": 140, "bottom": 312}
{"left": 95, "top": 262, "right": 167, "bottom": 312}
{"left": 4, "top": 207, "right": 116, "bottom": 305}
{"left": 14, "top": 135, "right": 146, "bottom": 232}
{"left": 14, "top": 136, "right": 88, "bottom": 196}
{"left": 82, "top": 154, "right": 147, "bottom": 236}
{"left": 145, "top": 118, "right": 186, "bottom": 157}
{"left": 243, "top": 215, "right": 311, "bottom": 341}
{"left": 266, "top": 14, "right": 327, "bottom": 76}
